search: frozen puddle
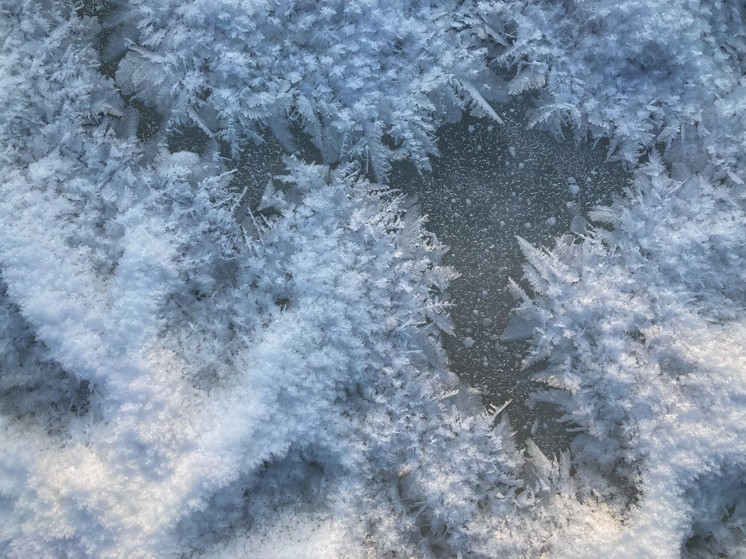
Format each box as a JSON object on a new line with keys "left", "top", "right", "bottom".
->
{"left": 164, "top": 96, "right": 631, "bottom": 453}
{"left": 391, "top": 99, "right": 631, "bottom": 451}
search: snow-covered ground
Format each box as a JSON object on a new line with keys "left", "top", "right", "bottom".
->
{"left": 1, "top": 0, "right": 745, "bottom": 557}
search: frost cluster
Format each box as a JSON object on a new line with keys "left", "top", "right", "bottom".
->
{"left": 110, "top": 0, "right": 504, "bottom": 178}
{"left": 1, "top": 0, "right": 745, "bottom": 558}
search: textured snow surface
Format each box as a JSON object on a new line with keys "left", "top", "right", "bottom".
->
{"left": 1, "top": 0, "right": 745, "bottom": 557}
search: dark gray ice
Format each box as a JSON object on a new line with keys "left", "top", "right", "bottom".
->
{"left": 391, "top": 98, "right": 631, "bottom": 451}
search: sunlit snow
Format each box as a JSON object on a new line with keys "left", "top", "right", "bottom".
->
{"left": 1, "top": 0, "right": 745, "bottom": 557}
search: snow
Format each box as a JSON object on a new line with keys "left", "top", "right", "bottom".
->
{"left": 1, "top": 0, "right": 745, "bottom": 557}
